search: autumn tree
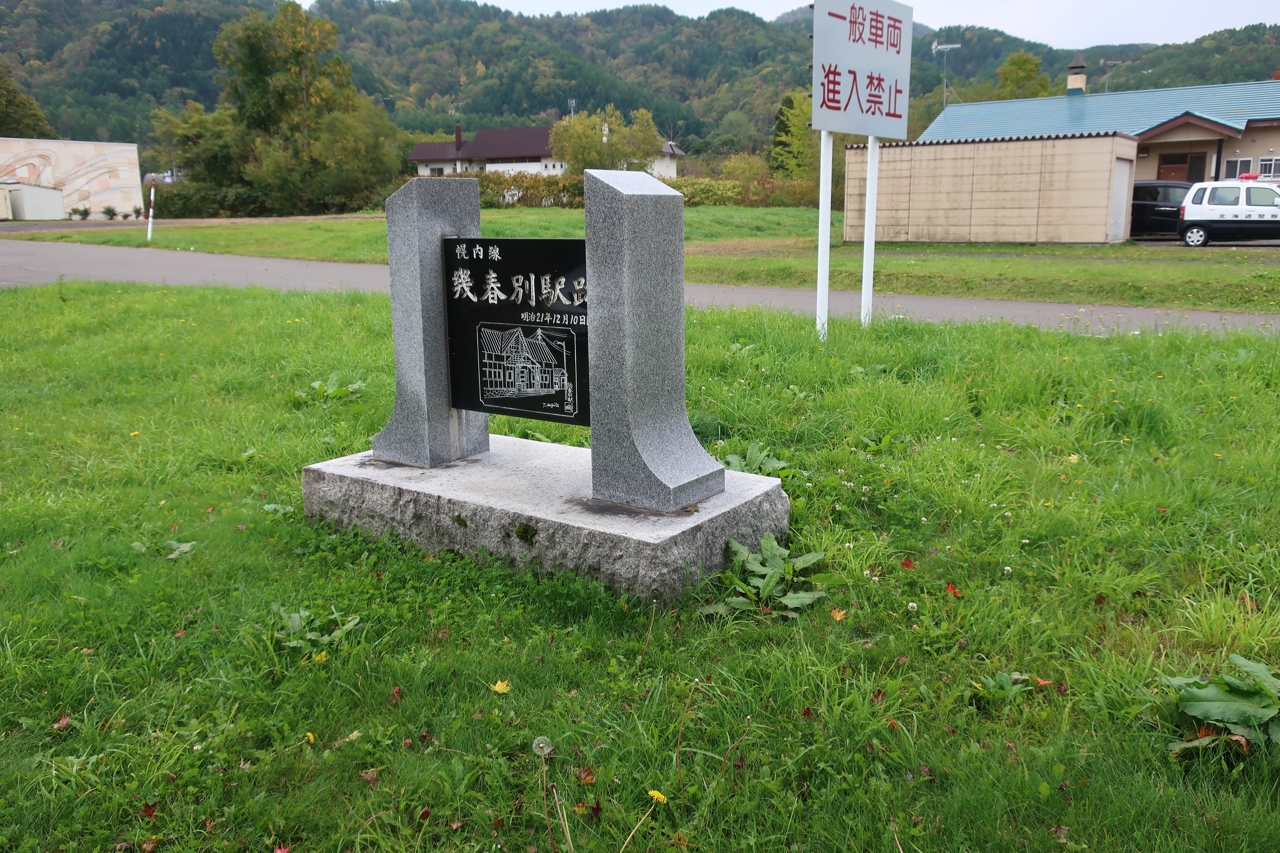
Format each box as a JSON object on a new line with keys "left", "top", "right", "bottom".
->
{"left": 213, "top": 2, "right": 353, "bottom": 138}
{"left": 550, "top": 106, "right": 661, "bottom": 174}
{"left": 996, "top": 51, "right": 1051, "bottom": 100}
{"left": 766, "top": 90, "right": 816, "bottom": 180}
{"left": 0, "top": 63, "right": 58, "bottom": 139}
{"left": 153, "top": 1, "right": 401, "bottom": 215}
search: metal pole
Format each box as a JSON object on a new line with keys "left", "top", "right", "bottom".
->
{"left": 146, "top": 178, "right": 156, "bottom": 242}
{"left": 860, "top": 135, "right": 879, "bottom": 328}
{"left": 816, "top": 129, "right": 833, "bottom": 340}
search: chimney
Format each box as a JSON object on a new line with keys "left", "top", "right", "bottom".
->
{"left": 1067, "top": 56, "right": 1087, "bottom": 96}
{"left": 454, "top": 124, "right": 462, "bottom": 151}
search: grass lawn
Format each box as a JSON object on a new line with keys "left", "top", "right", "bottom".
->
{"left": 9, "top": 207, "right": 1280, "bottom": 313}
{"left": 3, "top": 208, "right": 841, "bottom": 264}
{"left": 4, "top": 282, "right": 1280, "bottom": 851}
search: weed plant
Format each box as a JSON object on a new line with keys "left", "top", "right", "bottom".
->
{"left": 3, "top": 282, "right": 1280, "bottom": 850}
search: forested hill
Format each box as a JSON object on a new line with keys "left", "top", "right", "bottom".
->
{"left": 0, "top": 0, "right": 274, "bottom": 142}
{"left": 2, "top": 0, "right": 1278, "bottom": 147}
{"left": 313, "top": 0, "right": 809, "bottom": 139}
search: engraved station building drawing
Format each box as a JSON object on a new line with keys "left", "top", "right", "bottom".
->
{"left": 478, "top": 325, "right": 577, "bottom": 416}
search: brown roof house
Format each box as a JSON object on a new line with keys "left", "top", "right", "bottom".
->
{"left": 409, "top": 125, "right": 566, "bottom": 176}
{"left": 409, "top": 124, "right": 684, "bottom": 177}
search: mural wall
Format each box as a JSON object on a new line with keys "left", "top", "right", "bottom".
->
{"left": 0, "top": 137, "right": 144, "bottom": 218}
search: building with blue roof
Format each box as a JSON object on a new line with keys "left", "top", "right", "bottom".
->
{"left": 842, "top": 76, "right": 1280, "bottom": 243}
{"left": 920, "top": 78, "right": 1280, "bottom": 182}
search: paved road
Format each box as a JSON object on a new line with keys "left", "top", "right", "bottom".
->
{"left": 3, "top": 240, "right": 1277, "bottom": 335}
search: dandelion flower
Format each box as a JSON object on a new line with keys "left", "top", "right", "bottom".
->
{"left": 1004, "top": 566, "right": 1013, "bottom": 574}
{"left": 532, "top": 736, "right": 553, "bottom": 757}
{"left": 306, "top": 732, "right": 315, "bottom": 743}
{"left": 648, "top": 790, "right": 667, "bottom": 804}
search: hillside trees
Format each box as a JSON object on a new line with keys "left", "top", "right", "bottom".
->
{"left": 996, "top": 51, "right": 1051, "bottom": 100}
{"left": 1, "top": 63, "right": 58, "bottom": 139}
{"left": 549, "top": 106, "right": 661, "bottom": 173}
{"left": 153, "top": 2, "right": 402, "bottom": 215}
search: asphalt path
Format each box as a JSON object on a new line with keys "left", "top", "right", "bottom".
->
{"left": 3, "top": 240, "right": 1278, "bottom": 335}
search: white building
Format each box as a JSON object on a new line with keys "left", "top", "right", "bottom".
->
{"left": 410, "top": 126, "right": 566, "bottom": 176}
{"left": 650, "top": 141, "right": 685, "bottom": 178}
{"left": 409, "top": 124, "right": 684, "bottom": 178}
{"left": 0, "top": 137, "right": 144, "bottom": 219}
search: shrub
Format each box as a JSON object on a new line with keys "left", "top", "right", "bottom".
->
{"left": 101, "top": 205, "right": 118, "bottom": 220}
{"left": 476, "top": 172, "right": 585, "bottom": 208}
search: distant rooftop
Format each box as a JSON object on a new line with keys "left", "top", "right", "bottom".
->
{"left": 918, "top": 79, "right": 1280, "bottom": 143}
{"left": 410, "top": 126, "right": 553, "bottom": 162}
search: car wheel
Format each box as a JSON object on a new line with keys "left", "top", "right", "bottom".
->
{"left": 1182, "top": 226, "right": 1208, "bottom": 247}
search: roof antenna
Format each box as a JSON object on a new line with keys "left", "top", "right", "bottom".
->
{"left": 932, "top": 39, "right": 962, "bottom": 108}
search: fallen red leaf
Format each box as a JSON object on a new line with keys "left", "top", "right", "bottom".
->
{"left": 53, "top": 714, "right": 72, "bottom": 731}
{"left": 945, "top": 583, "right": 961, "bottom": 598}
{"left": 885, "top": 717, "right": 899, "bottom": 729}
{"left": 141, "top": 801, "right": 158, "bottom": 820}
{"left": 1035, "top": 677, "right": 1054, "bottom": 687}
{"left": 801, "top": 706, "right": 813, "bottom": 718}
{"left": 574, "top": 765, "right": 596, "bottom": 784}
{"left": 419, "top": 806, "right": 431, "bottom": 821}
{"left": 590, "top": 798, "right": 602, "bottom": 819}
{"left": 901, "top": 559, "right": 914, "bottom": 569}
{"left": 871, "top": 688, "right": 886, "bottom": 704}
{"left": 173, "top": 630, "right": 186, "bottom": 638}
{"left": 1241, "top": 591, "right": 1258, "bottom": 612}
{"left": 389, "top": 685, "right": 402, "bottom": 705}
{"left": 449, "top": 820, "right": 466, "bottom": 830}
{"left": 419, "top": 732, "right": 431, "bottom": 741}
{"left": 274, "top": 846, "right": 289, "bottom": 853}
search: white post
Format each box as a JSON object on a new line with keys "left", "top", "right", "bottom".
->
{"left": 860, "top": 135, "right": 879, "bottom": 328}
{"left": 146, "top": 178, "right": 156, "bottom": 243}
{"left": 815, "top": 129, "right": 833, "bottom": 341}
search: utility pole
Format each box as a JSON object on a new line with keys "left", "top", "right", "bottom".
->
{"left": 932, "top": 40, "right": 962, "bottom": 109}
{"left": 1099, "top": 60, "right": 1123, "bottom": 92}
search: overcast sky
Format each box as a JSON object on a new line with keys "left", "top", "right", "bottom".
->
{"left": 448, "top": 0, "right": 1278, "bottom": 50}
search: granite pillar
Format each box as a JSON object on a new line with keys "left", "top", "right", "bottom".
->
{"left": 584, "top": 170, "right": 724, "bottom": 511}
{"left": 371, "top": 178, "right": 489, "bottom": 467}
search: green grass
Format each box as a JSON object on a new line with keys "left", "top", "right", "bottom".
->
{"left": 4, "top": 281, "right": 1280, "bottom": 851}
{"left": 684, "top": 241, "right": 1280, "bottom": 314}
{"left": 9, "top": 207, "right": 1280, "bottom": 312}
{"left": 4, "top": 207, "right": 842, "bottom": 263}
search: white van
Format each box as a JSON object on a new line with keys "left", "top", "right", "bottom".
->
{"left": 1178, "top": 179, "right": 1280, "bottom": 247}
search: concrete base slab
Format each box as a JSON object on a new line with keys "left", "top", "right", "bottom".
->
{"left": 302, "top": 435, "right": 790, "bottom": 598}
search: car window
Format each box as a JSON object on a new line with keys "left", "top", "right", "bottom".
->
{"left": 1191, "top": 188, "right": 1206, "bottom": 204}
{"left": 1133, "top": 186, "right": 1159, "bottom": 202}
{"left": 1208, "top": 186, "right": 1241, "bottom": 205}
{"left": 1165, "top": 186, "right": 1189, "bottom": 205}
{"left": 1246, "top": 186, "right": 1279, "bottom": 206}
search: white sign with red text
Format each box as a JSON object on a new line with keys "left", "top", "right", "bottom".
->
{"left": 811, "top": 0, "right": 912, "bottom": 139}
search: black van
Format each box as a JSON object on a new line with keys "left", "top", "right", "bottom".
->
{"left": 1131, "top": 180, "right": 1193, "bottom": 237}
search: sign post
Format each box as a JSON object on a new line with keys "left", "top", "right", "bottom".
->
{"left": 811, "top": 0, "right": 912, "bottom": 332}
{"left": 146, "top": 177, "right": 156, "bottom": 242}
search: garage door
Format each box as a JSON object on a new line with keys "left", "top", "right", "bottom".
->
{"left": 1109, "top": 159, "right": 1132, "bottom": 243}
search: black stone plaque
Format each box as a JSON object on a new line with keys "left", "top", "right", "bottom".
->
{"left": 442, "top": 238, "right": 590, "bottom": 425}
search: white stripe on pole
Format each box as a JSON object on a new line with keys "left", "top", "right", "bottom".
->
{"left": 860, "top": 136, "right": 879, "bottom": 328}
{"left": 146, "top": 178, "right": 156, "bottom": 243}
{"left": 815, "top": 129, "right": 833, "bottom": 341}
